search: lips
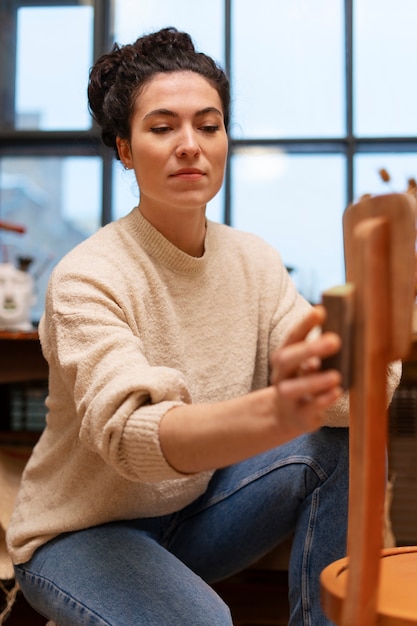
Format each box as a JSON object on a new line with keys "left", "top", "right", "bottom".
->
{"left": 171, "top": 168, "right": 205, "bottom": 180}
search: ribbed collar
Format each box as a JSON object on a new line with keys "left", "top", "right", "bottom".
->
{"left": 121, "top": 207, "right": 216, "bottom": 277}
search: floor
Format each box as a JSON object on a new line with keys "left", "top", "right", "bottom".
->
{"left": 1, "top": 585, "right": 48, "bottom": 625}
{"left": 2, "top": 569, "right": 289, "bottom": 626}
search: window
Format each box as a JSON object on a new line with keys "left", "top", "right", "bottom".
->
{"left": 229, "top": 0, "right": 346, "bottom": 301}
{"left": 232, "top": 151, "right": 345, "bottom": 303}
{"left": 231, "top": 0, "right": 345, "bottom": 139}
{"left": 227, "top": 0, "right": 417, "bottom": 299}
{"left": 15, "top": 4, "right": 94, "bottom": 131}
{"left": 1, "top": 0, "right": 417, "bottom": 323}
{"left": 354, "top": 0, "right": 417, "bottom": 137}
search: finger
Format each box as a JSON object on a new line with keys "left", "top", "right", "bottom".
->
{"left": 313, "top": 385, "right": 344, "bottom": 410}
{"left": 297, "top": 355, "right": 321, "bottom": 375}
{"left": 277, "top": 369, "right": 342, "bottom": 400}
{"left": 270, "top": 332, "right": 341, "bottom": 385}
{"left": 282, "top": 305, "right": 326, "bottom": 348}
{"left": 277, "top": 384, "right": 343, "bottom": 436}
{"left": 298, "top": 385, "right": 343, "bottom": 431}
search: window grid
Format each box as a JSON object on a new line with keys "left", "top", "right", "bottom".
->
{"left": 1, "top": 0, "right": 417, "bottom": 226}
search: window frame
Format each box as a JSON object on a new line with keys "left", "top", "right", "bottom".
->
{"left": 0, "top": 0, "right": 113, "bottom": 224}
{"left": 1, "top": 0, "right": 417, "bottom": 228}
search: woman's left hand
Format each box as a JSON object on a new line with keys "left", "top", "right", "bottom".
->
{"left": 268, "top": 305, "right": 343, "bottom": 435}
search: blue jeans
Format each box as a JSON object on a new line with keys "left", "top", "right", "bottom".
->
{"left": 14, "top": 427, "right": 348, "bottom": 626}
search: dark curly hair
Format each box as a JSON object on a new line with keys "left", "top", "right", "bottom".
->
{"left": 88, "top": 27, "right": 230, "bottom": 160}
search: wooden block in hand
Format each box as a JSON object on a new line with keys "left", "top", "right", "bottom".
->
{"left": 321, "top": 284, "right": 355, "bottom": 390}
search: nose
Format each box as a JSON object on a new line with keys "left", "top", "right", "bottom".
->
{"left": 175, "top": 126, "right": 200, "bottom": 158}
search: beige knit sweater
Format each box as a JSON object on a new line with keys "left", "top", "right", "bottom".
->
{"left": 7, "top": 208, "right": 400, "bottom": 565}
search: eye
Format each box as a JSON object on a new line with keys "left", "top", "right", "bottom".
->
{"left": 150, "top": 126, "right": 171, "bottom": 134}
{"left": 200, "top": 125, "right": 220, "bottom": 133}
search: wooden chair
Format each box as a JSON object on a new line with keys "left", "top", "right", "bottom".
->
{"left": 320, "top": 192, "right": 417, "bottom": 626}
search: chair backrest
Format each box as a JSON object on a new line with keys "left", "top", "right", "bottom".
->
{"left": 339, "top": 193, "right": 416, "bottom": 625}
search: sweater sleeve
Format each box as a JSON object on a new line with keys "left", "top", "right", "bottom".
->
{"left": 40, "top": 271, "right": 194, "bottom": 483}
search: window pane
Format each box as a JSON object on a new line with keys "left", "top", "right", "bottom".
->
{"left": 15, "top": 5, "right": 94, "bottom": 130}
{"left": 205, "top": 188, "right": 224, "bottom": 224}
{"left": 112, "top": 162, "right": 224, "bottom": 223}
{"left": 0, "top": 156, "right": 102, "bottom": 322}
{"left": 231, "top": 150, "right": 346, "bottom": 302}
{"left": 113, "top": 164, "right": 139, "bottom": 221}
{"left": 354, "top": 153, "right": 417, "bottom": 199}
{"left": 232, "top": 0, "right": 345, "bottom": 139}
{"left": 354, "top": 0, "right": 417, "bottom": 137}
{"left": 114, "top": 0, "right": 223, "bottom": 64}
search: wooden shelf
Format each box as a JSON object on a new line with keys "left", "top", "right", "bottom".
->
{"left": 0, "top": 330, "right": 47, "bottom": 384}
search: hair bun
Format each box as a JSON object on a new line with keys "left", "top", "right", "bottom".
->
{"left": 139, "top": 27, "right": 195, "bottom": 55}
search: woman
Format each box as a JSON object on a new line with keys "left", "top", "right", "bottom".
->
{"left": 7, "top": 27, "right": 397, "bottom": 626}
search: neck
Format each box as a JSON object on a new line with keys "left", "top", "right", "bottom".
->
{"left": 138, "top": 204, "right": 207, "bottom": 257}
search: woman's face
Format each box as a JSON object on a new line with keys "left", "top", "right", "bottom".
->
{"left": 117, "top": 71, "right": 228, "bottom": 216}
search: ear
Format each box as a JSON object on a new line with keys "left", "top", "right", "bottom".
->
{"left": 116, "top": 137, "right": 133, "bottom": 169}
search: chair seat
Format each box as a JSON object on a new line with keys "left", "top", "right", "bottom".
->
{"left": 321, "top": 546, "right": 417, "bottom": 625}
